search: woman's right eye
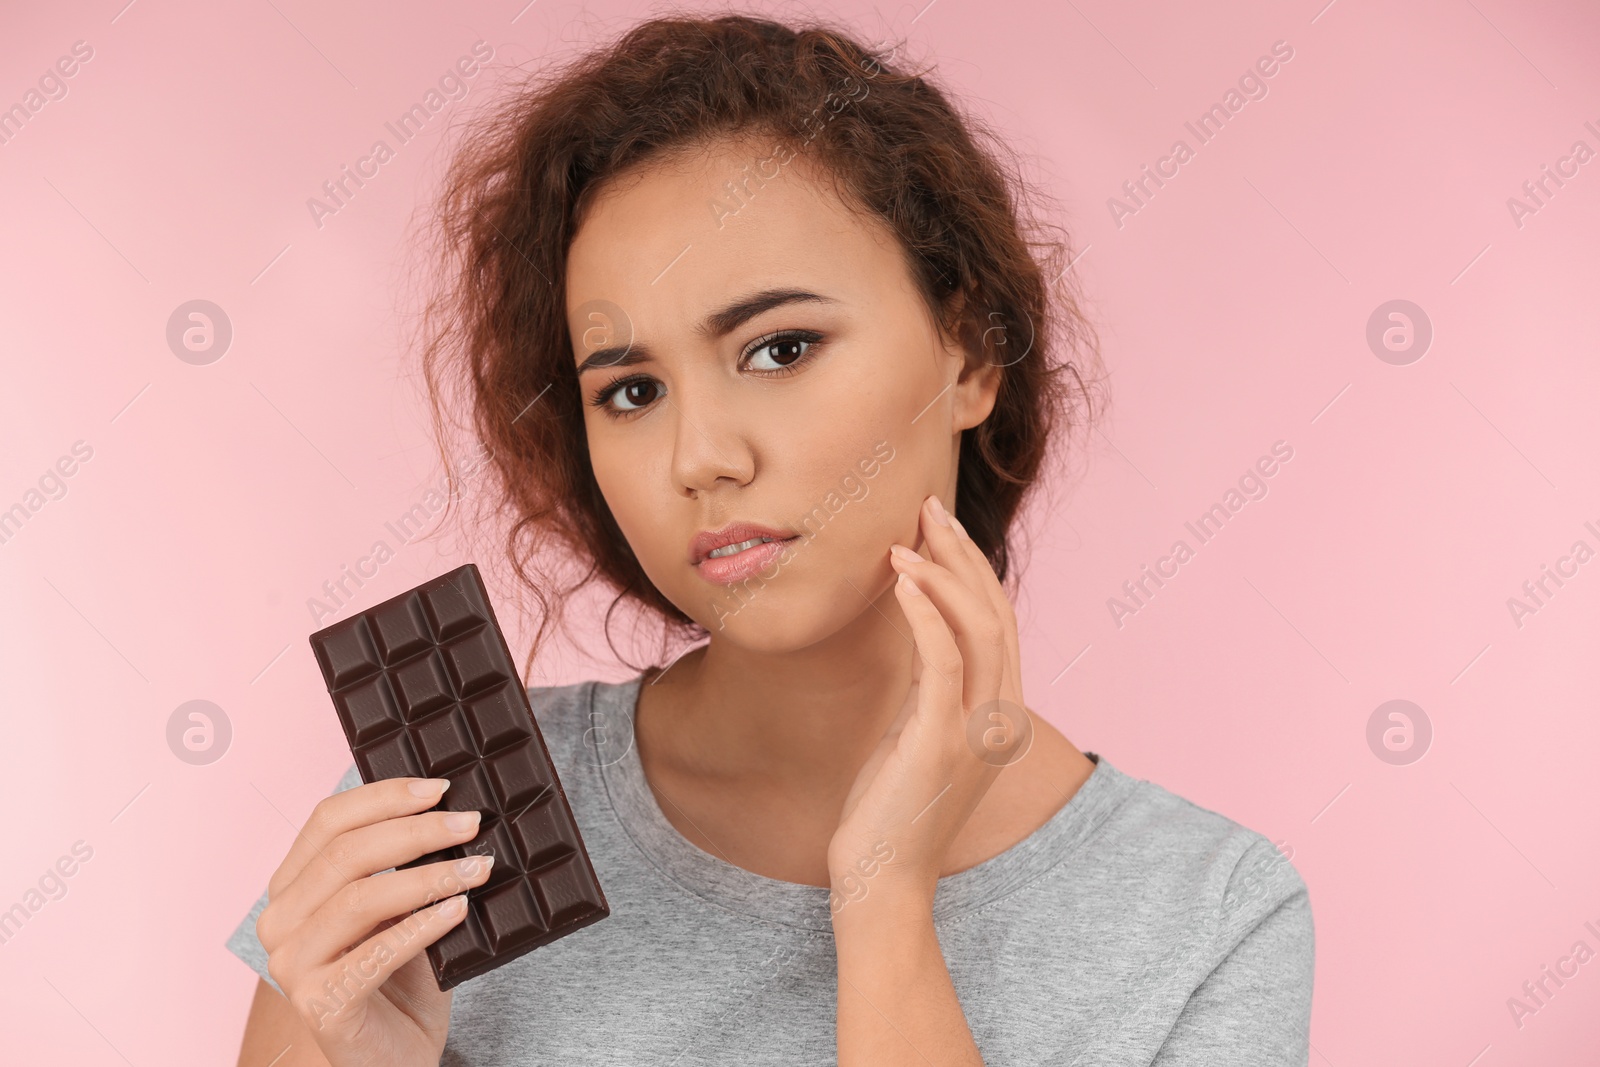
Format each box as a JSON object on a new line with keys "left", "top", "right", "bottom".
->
{"left": 593, "top": 376, "right": 660, "bottom": 415}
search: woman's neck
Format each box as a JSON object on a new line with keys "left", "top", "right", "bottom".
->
{"left": 633, "top": 579, "right": 1098, "bottom": 885}
{"left": 642, "top": 588, "right": 918, "bottom": 800}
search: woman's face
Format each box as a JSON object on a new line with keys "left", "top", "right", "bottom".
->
{"left": 565, "top": 136, "right": 998, "bottom": 653}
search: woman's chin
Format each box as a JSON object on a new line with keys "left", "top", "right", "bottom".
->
{"left": 697, "top": 602, "right": 818, "bottom": 652}
{"left": 684, "top": 580, "right": 893, "bottom": 655}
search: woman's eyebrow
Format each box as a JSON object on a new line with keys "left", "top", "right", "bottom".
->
{"left": 699, "top": 287, "right": 835, "bottom": 338}
{"left": 574, "top": 288, "right": 836, "bottom": 375}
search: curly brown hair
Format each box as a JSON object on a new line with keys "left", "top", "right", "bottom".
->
{"left": 411, "top": 12, "right": 1103, "bottom": 675}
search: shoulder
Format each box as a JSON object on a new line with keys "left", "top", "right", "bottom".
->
{"left": 1062, "top": 761, "right": 1315, "bottom": 1061}
{"left": 1091, "top": 758, "right": 1313, "bottom": 952}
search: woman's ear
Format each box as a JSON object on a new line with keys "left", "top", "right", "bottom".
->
{"left": 937, "top": 288, "right": 1002, "bottom": 432}
{"left": 953, "top": 356, "right": 1001, "bottom": 432}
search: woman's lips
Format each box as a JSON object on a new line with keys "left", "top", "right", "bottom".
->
{"left": 693, "top": 535, "right": 799, "bottom": 585}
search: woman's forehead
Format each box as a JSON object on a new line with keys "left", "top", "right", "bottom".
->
{"left": 565, "top": 147, "right": 905, "bottom": 332}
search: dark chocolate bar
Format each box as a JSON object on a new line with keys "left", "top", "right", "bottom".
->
{"left": 308, "top": 563, "right": 608, "bottom": 990}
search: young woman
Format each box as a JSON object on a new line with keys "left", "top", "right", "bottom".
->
{"left": 229, "top": 15, "right": 1313, "bottom": 1066}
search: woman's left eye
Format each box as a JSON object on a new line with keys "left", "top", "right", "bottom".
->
{"left": 743, "top": 330, "right": 822, "bottom": 373}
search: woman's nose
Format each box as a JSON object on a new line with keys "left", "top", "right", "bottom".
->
{"left": 666, "top": 384, "right": 756, "bottom": 495}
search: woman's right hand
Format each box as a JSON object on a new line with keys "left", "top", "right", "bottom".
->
{"left": 255, "top": 776, "right": 493, "bottom": 1067}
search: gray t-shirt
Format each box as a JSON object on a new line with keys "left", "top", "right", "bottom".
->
{"left": 228, "top": 675, "right": 1314, "bottom": 1065}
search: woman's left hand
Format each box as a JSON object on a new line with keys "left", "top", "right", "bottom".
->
{"left": 827, "top": 492, "right": 1031, "bottom": 920}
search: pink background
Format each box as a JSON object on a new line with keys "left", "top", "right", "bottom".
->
{"left": 2, "top": 0, "right": 1597, "bottom": 1062}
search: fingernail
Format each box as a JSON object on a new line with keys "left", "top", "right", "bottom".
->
{"left": 927, "top": 495, "right": 952, "bottom": 526}
{"left": 889, "top": 544, "right": 924, "bottom": 563}
{"left": 410, "top": 778, "right": 450, "bottom": 798}
{"left": 445, "top": 811, "right": 481, "bottom": 833}
{"left": 439, "top": 894, "right": 468, "bottom": 918}
{"left": 898, "top": 573, "right": 923, "bottom": 596}
{"left": 949, "top": 515, "right": 970, "bottom": 540}
{"left": 455, "top": 854, "right": 492, "bottom": 877}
